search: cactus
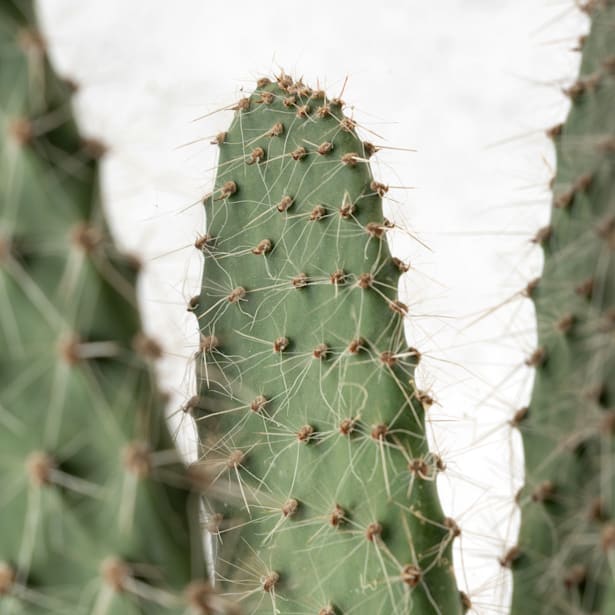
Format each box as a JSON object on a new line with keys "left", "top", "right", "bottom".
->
{"left": 0, "top": 2, "right": 225, "bottom": 613}
{"left": 192, "top": 75, "right": 464, "bottom": 614}
{"left": 14, "top": 0, "right": 612, "bottom": 612}
{"left": 510, "top": 1, "right": 615, "bottom": 613}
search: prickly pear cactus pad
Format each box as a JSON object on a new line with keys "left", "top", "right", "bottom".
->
{"left": 193, "top": 75, "right": 463, "bottom": 614}
{"left": 0, "top": 2, "right": 219, "bottom": 613}
{"left": 511, "top": 2, "right": 615, "bottom": 613}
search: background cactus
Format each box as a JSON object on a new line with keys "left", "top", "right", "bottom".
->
{"left": 192, "top": 76, "right": 464, "bottom": 614}
{"left": 0, "top": 2, "right": 221, "bottom": 613}
{"left": 511, "top": 1, "right": 615, "bottom": 613}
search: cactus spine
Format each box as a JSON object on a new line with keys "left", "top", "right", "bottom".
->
{"left": 193, "top": 76, "right": 463, "bottom": 614}
{"left": 511, "top": 2, "right": 615, "bottom": 613}
{"left": 0, "top": 2, "right": 224, "bottom": 613}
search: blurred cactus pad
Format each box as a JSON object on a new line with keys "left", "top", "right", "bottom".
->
{"left": 192, "top": 74, "right": 464, "bottom": 614}
{"left": 0, "top": 1, "right": 217, "bottom": 613}
{"left": 511, "top": 2, "right": 615, "bottom": 613}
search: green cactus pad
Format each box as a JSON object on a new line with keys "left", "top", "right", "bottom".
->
{"left": 0, "top": 2, "right": 222, "bottom": 613}
{"left": 194, "top": 75, "right": 462, "bottom": 614}
{"left": 511, "top": 2, "right": 615, "bottom": 613}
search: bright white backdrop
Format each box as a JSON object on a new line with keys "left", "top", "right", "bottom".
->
{"left": 38, "top": 1, "right": 587, "bottom": 612}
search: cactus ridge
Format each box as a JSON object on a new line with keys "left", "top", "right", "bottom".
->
{"left": 511, "top": 2, "right": 615, "bottom": 613}
{"left": 194, "top": 74, "right": 464, "bottom": 614}
{"left": 0, "top": 2, "right": 228, "bottom": 613}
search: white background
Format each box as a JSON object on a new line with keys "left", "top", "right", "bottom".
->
{"left": 38, "top": 1, "right": 588, "bottom": 612}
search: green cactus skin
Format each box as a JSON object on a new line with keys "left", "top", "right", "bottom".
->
{"left": 193, "top": 75, "right": 463, "bottom": 614}
{"left": 0, "top": 2, "right": 228, "bottom": 613}
{"left": 510, "top": 2, "right": 615, "bottom": 613}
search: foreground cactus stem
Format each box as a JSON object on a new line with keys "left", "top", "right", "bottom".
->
{"left": 511, "top": 2, "right": 615, "bottom": 613}
{"left": 194, "top": 74, "right": 463, "bottom": 613}
{"left": 0, "top": 2, "right": 222, "bottom": 613}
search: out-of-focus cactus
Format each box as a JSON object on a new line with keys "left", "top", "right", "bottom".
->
{"left": 0, "top": 2, "right": 226, "bottom": 613}
{"left": 510, "top": 1, "right": 615, "bottom": 613}
{"left": 193, "top": 74, "right": 464, "bottom": 614}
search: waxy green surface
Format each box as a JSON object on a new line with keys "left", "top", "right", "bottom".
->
{"left": 195, "top": 76, "right": 463, "bottom": 614}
